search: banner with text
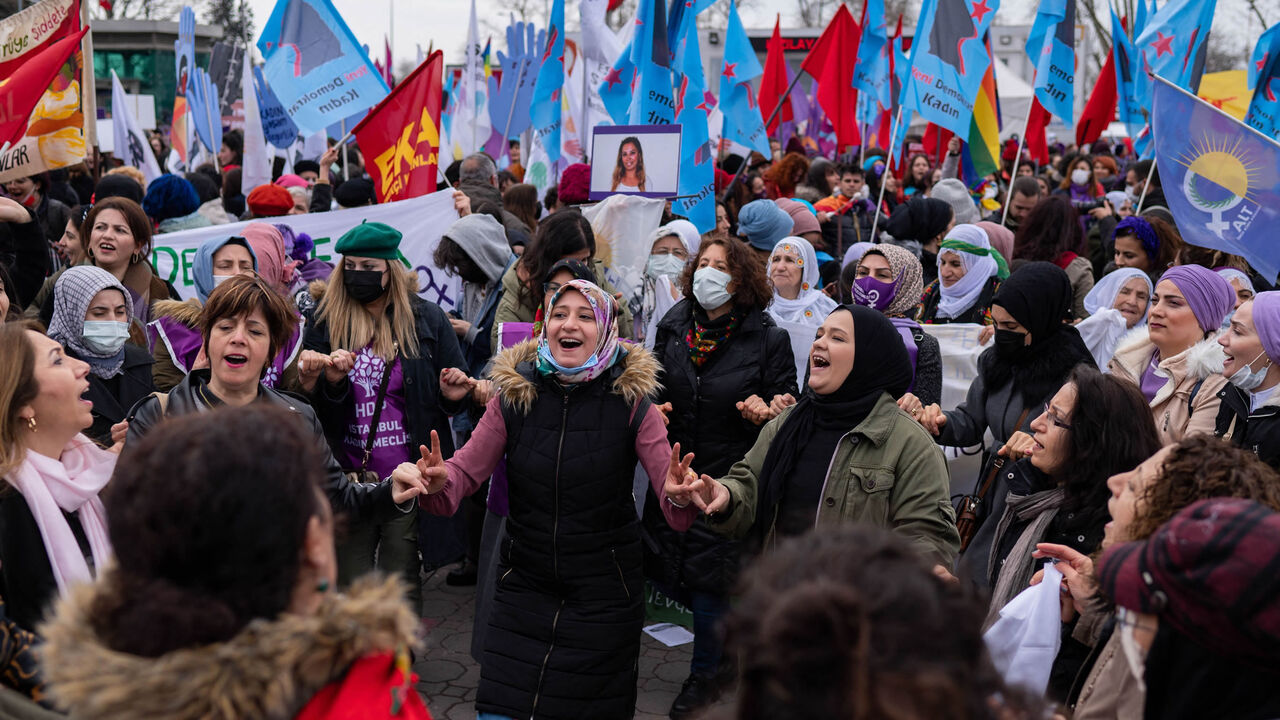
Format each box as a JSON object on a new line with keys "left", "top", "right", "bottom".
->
{"left": 151, "top": 190, "right": 462, "bottom": 309}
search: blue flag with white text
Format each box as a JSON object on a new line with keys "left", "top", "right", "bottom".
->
{"left": 1246, "top": 22, "right": 1280, "bottom": 140}
{"left": 530, "top": 0, "right": 565, "bottom": 163}
{"left": 1025, "top": 0, "right": 1075, "bottom": 126}
{"left": 718, "top": 2, "right": 768, "bottom": 155}
{"left": 257, "top": 0, "right": 389, "bottom": 135}
{"left": 853, "top": 0, "right": 890, "bottom": 112}
{"left": 1152, "top": 75, "right": 1280, "bottom": 280}
{"left": 899, "top": 0, "right": 1001, "bottom": 137}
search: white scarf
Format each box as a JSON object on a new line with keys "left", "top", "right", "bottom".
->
{"left": 8, "top": 436, "right": 115, "bottom": 595}
{"left": 768, "top": 236, "right": 837, "bottom": 326}
{"left": 935, "top": 224, "right": 999, "bottom": 320}
{"left": 1079, "top": 268, "right": 1153, "bottom": 367}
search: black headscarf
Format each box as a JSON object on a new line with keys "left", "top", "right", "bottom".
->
{"left": 883, "top": 197, "right": 953, "bottom": 242}
{"left": 979, "top": 261, "right": 1096, "bottom": 403}
{"left": 756, "top": 305, "right": 913, "bottom": 531}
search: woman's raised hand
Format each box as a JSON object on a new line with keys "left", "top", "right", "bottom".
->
{"left": 736, "top": 395, "right": 772, "bottom": 425}
{"left": 439, "top": 367, "right": 476, "bottom": 402}
{"left": 417, "top": 430, "right": 450, "bottom": 493}
{"left": 297, "top": 350, "right": 331, "bottom": 392}
{"left": 998, "top": 431, "right": 1036, "bottom": 461}
{"left": 663, "top": 443, "right": 700, "bottom": 507}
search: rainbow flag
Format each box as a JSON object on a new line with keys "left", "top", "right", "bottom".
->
{"left": 482, "top": 38, "right": 492, "bottom": 79}
{"left": 963, "top": 33, "right": 1002, "bottom": 183}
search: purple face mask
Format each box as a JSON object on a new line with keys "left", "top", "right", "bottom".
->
{"left": 852, "top": 273, "right": 900, "bottom": 312}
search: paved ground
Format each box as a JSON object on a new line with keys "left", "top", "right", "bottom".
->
{"left": 412, "top": 566, "right": 694, "bottom": 720}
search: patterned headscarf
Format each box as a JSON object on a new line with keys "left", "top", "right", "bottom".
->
{"left": 857, "top": 243, "right": 924, "bottom": 318}
{"left": 47, "top": 266, "right": 135, "bottom": 378}
{"left": 536, "top": 279, "right": 622, "bottom": 384}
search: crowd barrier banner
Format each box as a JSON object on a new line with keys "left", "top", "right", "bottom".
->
{"left": 151, "top": 189, "right": 463, "bottom": 309}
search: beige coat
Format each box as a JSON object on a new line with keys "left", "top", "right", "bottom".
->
{"left": 1107, "top": 327, "right": 1230, "bottom": 445}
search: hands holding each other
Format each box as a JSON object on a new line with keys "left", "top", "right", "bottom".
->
{"left": 440, "top": 367, "right": 493, "bottom": 404}
{"left": 298, "top": 349, "right": 355, "bottom": 392}
{"left": 389, "top": 430, "right": 451, "bottom": 504}
{"left": 736, "top": 393, "right": 796, "bottom": 425}
{"left": 662, "top": 443, "right": 730, "bottom": 515}
{"left": 899, "top": 392, "right": 946, "bottom": 435}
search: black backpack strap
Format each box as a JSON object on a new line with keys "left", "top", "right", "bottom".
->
{"left": 629, "top": 396, "right": 653, "bottom": 439}
{"left": 1187, "top": 377, "right": 1206, "bottom": 415}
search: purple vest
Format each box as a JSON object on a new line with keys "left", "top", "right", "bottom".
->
{"left": 149, "top": 313, "right": 305, "bottom": 390}
{"left": 889, "top": 316, "right": 921, "bottom": 393}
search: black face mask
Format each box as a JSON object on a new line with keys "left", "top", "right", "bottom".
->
{"left": 343, "top": 269, "right": 387, "bottom": 304}
{"left": 993, "top": 329, "right": 1029, "bottom": 360}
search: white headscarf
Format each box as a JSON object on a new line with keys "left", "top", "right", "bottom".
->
{"left": 1077, "top": 267, "right": 1153, "bottom": 367}
{"left": 936, "top": 224, "right": 999, "bottom": 320}
{"left": 639, "top": 222, "right": 698, "bottom": 347}
{"left": 768, "top": 236, "right": 837, "bottom": 326}
{"left": 842, "top": 241, "right": 876, "bottom": 269}
{"left": 1215, "top": 268, "right": 1254, "bottom": 297}
{"left": 654, "top": 219, "right": 701, "bottom": 256}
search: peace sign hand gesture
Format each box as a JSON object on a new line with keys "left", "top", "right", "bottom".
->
{"left": 663, "top": 443, "right": 701, "bottom": 508}
{"left": 416, "top": 430, "right": 450, "bottom": 495}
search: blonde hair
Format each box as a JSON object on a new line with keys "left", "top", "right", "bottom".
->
{"left": 106, "top": 165, "right": 147, "bottom": 191}
{"left": 316, "top": 262, "right": 420, "bottom": 359}
{"left": 0, "top": 323, "right": 39, "bottom": 480}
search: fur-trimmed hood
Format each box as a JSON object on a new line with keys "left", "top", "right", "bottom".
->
{"left": 39, "top": 576, "right": 419, "bottom": 720}
{"left": 1109, "top": 327, "right": 1225, "bottom": 385}
{"left": 489, "top": 338, "right": 661, "bottom": 415}
{"left": 150, "top": 297, "right": 204, "bottom": 327}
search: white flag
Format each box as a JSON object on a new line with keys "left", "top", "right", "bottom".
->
{"left": 451, "top": 0, "right": 492, "bottom": 158}
{"left": 240, "top": 56, "right": 272, "bottom": 196}
{"left": 110, "top": 71, "right": 162, "bottom": 184}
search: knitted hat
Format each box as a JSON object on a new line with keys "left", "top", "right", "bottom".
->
{"left": 1098, "top": 498, "right": 1280, "bottom": 671}
{"left": 333, "top": 177, "right": 375, "bottom": 208}
{"left": 559, "top": 163, "right": 591, "bottom": 205}
{"left": 775, "top": 198, "right": 820, "bottom": 236}
{"left": 246, "top": 184, "right": 294, "bottom": 217}
{"left": 931, "top": 178, "right": 981, "bottom": 225}
{"left": 93, "top": 173, "right": 144, "bottom": 204}
{"left": 334, "top": 220, "right": 409, "bottom": 266}
{"left": 142, "top": 174, "right": 201, "bottom": 221}
{"left": 274, "top": 173, "right": 309, "bottom": 189}
{"left": 737, "top": 199, "right": 794, "bottom": 251}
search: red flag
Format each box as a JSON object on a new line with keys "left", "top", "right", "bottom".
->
{"left": 1025, "top": 97, "right": 1051, "bottom": 165}
{"left": 800, "top": 5, "right": 861, "bottom": 151}
{"left": 0, "top": 28, "right": 89, "bottom": 150}
{"left": 1076, "top": 20, "right": 1126, "bottom": 147}
{"left": 922, "top": 124, "right": 954, "bottom": 167}
{"left": 384, "top": 36, "right": 395, "bottom": 87}
{"left": 353, "top": 50, "right": 444, "bottom": 203}
{"left": 757, "top": 16, "right": 792, "bottom": 135}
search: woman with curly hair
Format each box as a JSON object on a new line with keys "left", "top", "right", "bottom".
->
{"left": 610, "top": 137, "right": 647, "bottom": 192}
{"left": 763, "top": 152, "right": 809, "bottom": 199}
{"left": 1032, "top": 435, "right": 1280, "bottom": 720}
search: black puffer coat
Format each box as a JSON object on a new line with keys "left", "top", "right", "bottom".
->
{"left": 479, "top": 341, "right": 663, "bottom": 720}
{"left": 644, "top": 301, "right": 797, "bottom": 594}
{"left": 1214, "top": 386, "right": 1280, "bottom": 471}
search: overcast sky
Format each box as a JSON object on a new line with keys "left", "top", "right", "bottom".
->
{"left": 241, "top": 0, "right": 1267, "bottom": 72}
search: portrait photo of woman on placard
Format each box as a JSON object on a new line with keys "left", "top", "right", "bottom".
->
{"left": 611, "top": 136, "right": 647, "bottom": 192}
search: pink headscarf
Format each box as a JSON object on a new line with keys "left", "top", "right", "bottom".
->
{"left": 976, "top": 221, "right": 1016, "bottom": 263}
{"left": 241, "top": 223, "right": 300, "bottom": 295}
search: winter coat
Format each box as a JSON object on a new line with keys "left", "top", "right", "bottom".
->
{"left": 708, "top": 393, "right": 960, "bottom": 566}
{"left": 1070, "top": 617, "right": 1145, "bottom": 720}
{"left": 33, "top": 195, "right": 70, "bottom": 250}
{"left": 644, "top": 302, "right": 798, "bottom": 594}
{"left": 39, "top": 576, "right": 431, "bottom": 720}
{"left": 490, "top": 258, "right": 634, "bottom": 350}
{"left": 156, "top": 211, "right": 213, "bottom": 234}
{"left": 1108, "top": 328, "right": 1242, "bottom": 445}
{"left": 0, "top": 596, "right": 46, "bottom": 708}
{"left": 0, "top": 207, "right": 50, "bottom": 307}
{"left": 419, "top": 340, "right": 695, "bottom": 719}
{"left": 72, "top": 344, "right": 155, "bottom": 447}
{"left": 916, "top": 275, "right": 1002, "bottom": 325}
{"left": 304, "top": 290, "right": 467, "bottom": 460}
{"left": 906, "top": 323, "right": 945, "bottom": 408}
{"left": 0, "top": 489, "right": 90, "bottom": 633}
{"left": 1214, "top": 386, "right": 1280, "bottom": 471}
{"left": 27, "top": 262, "right": 177, "bottom": 346}
{"left": 125, "top": 370, "right": 402, "bottom": 524}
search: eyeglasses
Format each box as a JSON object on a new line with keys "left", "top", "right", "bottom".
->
{"left": 1043, "top": 403, "right": 1072, "bottom": 430}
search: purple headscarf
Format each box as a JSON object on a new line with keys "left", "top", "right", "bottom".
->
{"left": 1159, "top": 265, "right": 1235, "bottom": 333}
{"left": 1250, "top": 292, "right": 1280, "bottom": 362}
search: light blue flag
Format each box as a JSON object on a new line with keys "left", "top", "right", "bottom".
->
{"left": 853, "top": 0, "right": 890, "bottom": 111}
{"left": 1152, "top": 75, "right": 1280, "bottom": 280}
{"left": 1134, "top": 0, "right": 1217, "bottom": 102}
{"left": 1025, "top": 0, "right": 1076, "bottom": 126}
{"left": 1111, "top": 8, "right": 1144, "bottom": 141}
{"left": 530, "top": 0, "right": 565, "bottom": 163}
{"left": 257, "top": 0, "right": 389, "bottom": 136}
{"left": 899, "top": 0, "right": 1001, "bottom": 137}
{"left": 1246, "top": 22, "right": 1280, "bottom": 140}
{"left": 718, "top": 1, "right": 768, "bottom": 155}
{"left": 253, "top": 66, "right": 300, "bottom": 149}
{"left": 671, "top": 1, "right": 714, "bottom": 232}
{"left": 1134, "top": 0, "right": 1150, "bottom": 37}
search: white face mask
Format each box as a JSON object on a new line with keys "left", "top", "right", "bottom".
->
{"left": 646, "top": 253, "right": 686, "bottom": 281}
{"left": 692, "top": 266, "right": 733, "bottom": 310}
{"left": 1227, "top": 350, "right": 1271, "bottom": 392}
{"left": 212, "top": 274, "right": 235, "bottom": 287}
{"left": 81, "top": 320, "right": 131, "bottom": 356}
{"left": 1117, "top": 609, "right": 1149, "bottom": 693}
{"left": 1071, "top": 168, "right": 1091, "bottom": 186}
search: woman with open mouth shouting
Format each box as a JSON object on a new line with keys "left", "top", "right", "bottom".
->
{"left": 1213, "top": 291, "right": 1280, "bottom": 470}
{"left": 405, "top": 278, "right": 704, "bottom": 720}
{"left": 693, "top": 304, "right": 959, "bottom": 567}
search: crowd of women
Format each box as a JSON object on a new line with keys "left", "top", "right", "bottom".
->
{"left": 0, "top": 133, "right": 1277, "bottom": 720}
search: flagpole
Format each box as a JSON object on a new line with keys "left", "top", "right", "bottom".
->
{"left": 1135, "top": 160, "right": 1156, "bottom": 213}
{"left": 869, "top": 105, "right": 904, "bottom": 241}
{"left": 340, "top": 119, "right": 350, "bottom": 181}
{"left": 579, "top": 53, "right": 589, "bottom": 162}
{"left": 720, "top": 68, "right": 805, "bottom": 199}
{"left": 1001, "top": 93, "right": 1037, "bottom": 226}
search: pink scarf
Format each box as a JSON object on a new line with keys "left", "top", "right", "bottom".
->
{"left": 8, "top": 436, "right": 114, "bottom": 594}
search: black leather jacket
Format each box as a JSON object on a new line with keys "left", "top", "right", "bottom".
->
{"left": 125, "top": 370, "right": 400, "bottom": 523}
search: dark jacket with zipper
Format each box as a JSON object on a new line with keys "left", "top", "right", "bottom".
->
{"left": 125, "top": 370, "right": 400, "bottom": 523}
{"left": 73, "top": 345, "right": 155, "bottom": 448}
{"left": 643, "top": 301, "right": 797, "bottom": 594}
{"left": 303, "top": 293, "right": 468, "bottom": 461}
{"left": 478, "top": 341, "right": 662, "bottom": 720}
{"left": 1214, "top": 387, "right": 1280, "bottom": 471}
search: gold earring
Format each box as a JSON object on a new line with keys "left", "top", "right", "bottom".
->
{"left": 130, "top": 252, "right": 141, "bottom": 264}
{"left": 24, "top": 416, "right": 36, "bottom": 432}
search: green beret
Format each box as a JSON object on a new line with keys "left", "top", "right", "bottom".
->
{"left": 334, "top": 220, "right": 410, "bottom": 266}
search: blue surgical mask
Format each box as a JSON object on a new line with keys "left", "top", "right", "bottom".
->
{"left": 81, "top": 320, "right": 130, "bottom": 356}
{"left": 646, "top": 253, "right": 686, "bottom": 281}
{"left": 692, "top": 267, "right": 733, "bottom": 310}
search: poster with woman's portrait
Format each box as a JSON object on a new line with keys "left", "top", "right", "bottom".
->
{"left": 589, "top": 125, "right": 681, "bottom": 201}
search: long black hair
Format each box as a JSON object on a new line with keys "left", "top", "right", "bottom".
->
{"left": 516, "top": 209, "right": 595, "bottom": 311}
